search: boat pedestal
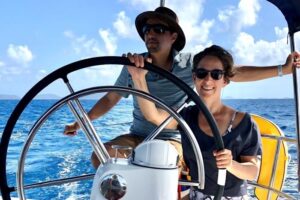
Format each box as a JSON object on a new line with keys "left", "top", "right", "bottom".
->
{"left": 91, "top": 140, "right": 179, "bottom": 200}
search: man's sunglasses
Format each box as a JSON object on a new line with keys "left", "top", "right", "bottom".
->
{"left": 142, "top": 24, "right": 171, "bottom": 35}
{"left": 193, "top": 68, "right": 225, "bottom": 80}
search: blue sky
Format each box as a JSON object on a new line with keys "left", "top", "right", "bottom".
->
{"left": 0, "top": 0, "right": 299, "bottom": 99}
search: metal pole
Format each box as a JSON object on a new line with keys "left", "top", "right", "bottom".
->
{"left": 289, "top": 32, "right": 300, "bottom": 191}
{"left": 160, "top": 0, "right": 165, "bottom": 7}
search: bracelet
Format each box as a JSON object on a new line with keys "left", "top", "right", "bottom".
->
{"left": 278, "top": 65, "right": 283, "bottom": 77}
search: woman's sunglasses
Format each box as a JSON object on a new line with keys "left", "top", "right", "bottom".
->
{"left": 142, "top": 24, "right": 171, "bottom": 35}
{"left": 193, "top": 68, "right": 225, "bottom": 80}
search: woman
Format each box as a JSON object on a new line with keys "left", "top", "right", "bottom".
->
{"left": 127, "top": 45, "right": 262, "bottom": 199}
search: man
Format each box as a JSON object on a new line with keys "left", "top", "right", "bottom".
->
{"left": 64, "top": 7, "right": 300, "bottom": 169}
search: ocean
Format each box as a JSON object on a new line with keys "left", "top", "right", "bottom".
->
{"left": 0, "top": 98, "right": 299, "bottom": 199}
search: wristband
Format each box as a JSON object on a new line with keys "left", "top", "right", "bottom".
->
{"left": 278, "top": 65, "right": 283, "bottom": 77}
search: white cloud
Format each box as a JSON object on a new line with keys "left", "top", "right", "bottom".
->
{"left": 275, "top": 26, "right": 289, "bottom": 38}
{"left": 99, "top": 29, "right": 118, "bottom": 55}
{"left": 163, "top": 0, "right": 214, "bottom": 51}
{"left": 35, "top": 69, "right": 48, "bottom": 80}
{"left": 83, "top": 66, "right": 122, "bottom": 84}
{"left": 218, "top": 6, "right": 234, "bottom": 24}
{"left": 113, "top": 11, "right": 136, "bottom": 38}
{"left": 184, "top": 22, "right": 215, "bottom": 53}
{"left": 64, "top": 30, "right": 118, "bottom": 57}
{"left": 0, "top": 59, "right": 32, "bottom": 82}
{"left": 238, "top": 0, "right": 260, "bottom": 26}
{"left": 7, "top": 44, "right": 33, "bottom": 65}
{"left": 218, "top": 0, "right": 260, "bottom": 33}
{"left": 1, "top": 65, "right": 28, "bottom": 75}
{"left": 64, "top": 30, "right": 120, "bottom": 84}
{"left": 232, "top": 27, "right": 289, "bottom": 65}
{"left": 64, "top": 31, "right": 74, "bottom": 38}
{"left": 0, "top": 46, "right": 32, "bottom": 80}
{"left": 64, "top": 31, "right": 103, "bottom": 57}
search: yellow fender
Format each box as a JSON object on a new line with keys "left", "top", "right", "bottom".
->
{"left": 251, "top": 114, "right": 289, "bottom": 200}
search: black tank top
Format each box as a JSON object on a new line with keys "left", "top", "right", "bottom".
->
{"left": 179, "top": 105, "right": 261, "bottom": 196}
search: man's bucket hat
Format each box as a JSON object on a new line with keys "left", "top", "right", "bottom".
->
{"left": 135, "top": 6, "right": 186, "bottom": 51}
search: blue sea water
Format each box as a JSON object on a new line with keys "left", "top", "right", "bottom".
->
{"left": 0, "top": 98, "right": 299, "bottom": 199}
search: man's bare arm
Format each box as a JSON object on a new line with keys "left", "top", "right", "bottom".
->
{"left": 64, "top": 91, "right": 122, "bottom": 135}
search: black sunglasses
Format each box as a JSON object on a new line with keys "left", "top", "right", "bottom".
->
{"left": 193, "top": 68, "right": 225, "bottom": 80}
{"left": 142, "top": 24, "right": 171, "bottom": 35}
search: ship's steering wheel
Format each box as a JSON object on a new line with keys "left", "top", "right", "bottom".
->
{"left": 0, "top": 56, "right": 225, "bottom": 200}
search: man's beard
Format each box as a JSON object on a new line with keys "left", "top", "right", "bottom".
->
{"left": 146, "top": 40, "right": 160, "bottom": 53}
{"left": 147, "top": 46, "right": 159, "bottom": 53}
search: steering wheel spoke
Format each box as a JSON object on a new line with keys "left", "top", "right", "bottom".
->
{"left": 66, "top": 98, "right": 110, "bottom": 163}
{"left": 144, "top": 100, "right": 189, "bottom": 142}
